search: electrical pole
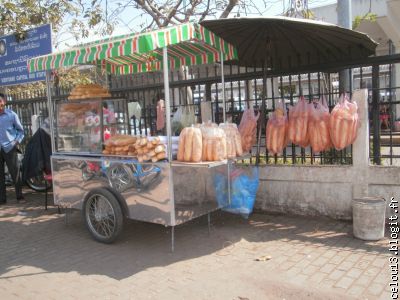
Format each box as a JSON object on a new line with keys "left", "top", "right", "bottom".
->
{"left": 338, "top": 0, "right": 352, "bottom": 94}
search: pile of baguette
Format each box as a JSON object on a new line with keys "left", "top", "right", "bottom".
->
{"left": 177, "top": 122, "right": 243, "bottom": 163}
{"left": 68, "top": 84, "right": 111, "bottom": 100}
{"left": 201, "top": 124, "right": 227, "bottom": 162}
{"left": 329, "top": 95, "right": 359, "bottom": 151}
{"left": 103, "top": 134, "right": 166, "bottom": 162}
{"left": 219, "top": 123, "right": 243, "bottom": 158}
{"left": 266, "top": 107, "right": 288, "bottom": 155}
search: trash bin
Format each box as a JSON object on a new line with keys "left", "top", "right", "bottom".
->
{"left": 352, "top": 197, "right": 386, "bottom": 241}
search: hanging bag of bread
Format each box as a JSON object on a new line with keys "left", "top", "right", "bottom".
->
{"left": 219, "top": 123, "right": 243, "bottom": 159}
{"left": 308, "top": 96, "right": 332, "bottom": 153}
{"left": 177, "top": 126, "right": 203, "bottom": 162}
{"left": 329, "top": 94, "right": 359, "bottom": 150}
{"left": 266, "top": 99, "right": 288, "bottom": 155}
{"left": 238, "top": 107, "right": 260, "bottom": 153}
{"left": 287, "top": 96, "right": 312, "bottom": 148}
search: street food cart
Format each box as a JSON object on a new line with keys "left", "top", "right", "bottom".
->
{"left": 28, "top": 23, "right": 240, "bottom": 248}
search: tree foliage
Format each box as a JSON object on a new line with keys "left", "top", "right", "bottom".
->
{"left": 352, "top": 12, "right": 377, "bottom": 30}
{"left": 0, "top": 0, "right": 113, "bottom": 48}
{"left": 0, "top": 0, "right": 274, "bottom": 94}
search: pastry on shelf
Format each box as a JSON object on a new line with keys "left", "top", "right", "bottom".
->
{"left": 68, "top": 83, "right": 111, "bottom": 100}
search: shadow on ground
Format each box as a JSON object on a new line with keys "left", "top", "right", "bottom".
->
{"left": 0, "top": 187, "right": 389, "bottom": 281}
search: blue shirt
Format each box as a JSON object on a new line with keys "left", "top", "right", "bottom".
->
{"left": 0, "top": 108, "right": 24, "bottom": 153}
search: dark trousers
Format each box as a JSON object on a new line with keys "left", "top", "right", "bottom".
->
{"left": 0, "top": 147, "right": 22, "bottom": 203}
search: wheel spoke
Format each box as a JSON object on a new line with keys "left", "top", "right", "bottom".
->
{"left": 86, "top": 193, "right": 117, "bottom": 240}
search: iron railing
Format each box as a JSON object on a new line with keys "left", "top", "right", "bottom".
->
{"left": 6, "top": 54, "right": 400, "bottom": 166}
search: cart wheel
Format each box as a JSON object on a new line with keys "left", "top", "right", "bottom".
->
{"left": 83, "top": 188, "right": 124, "bottom": 244}
{"left": 106, "top": 164, "right": 134, "bottom": 193}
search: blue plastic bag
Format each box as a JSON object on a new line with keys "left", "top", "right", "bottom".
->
{"left": 214, "top": 166, "right": 259, "bottom": 218}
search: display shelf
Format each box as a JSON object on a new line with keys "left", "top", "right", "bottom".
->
{"left": 171, "top": 160, "right": 228, "bottom": 168}
{"left": 171, "top": 153, "right": 252, "bottom": 168}
{"left": 55, "top": 98, "right": 129, "bottom": 155}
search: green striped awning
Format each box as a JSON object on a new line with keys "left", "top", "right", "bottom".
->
{"left": 28, "top": 23, "right": 238, "bottom": 75}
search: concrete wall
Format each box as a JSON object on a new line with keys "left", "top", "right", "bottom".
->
{"left": 254, "top": 89, "right": 400, "bottom": 220}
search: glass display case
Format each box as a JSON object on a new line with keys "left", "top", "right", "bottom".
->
{"left": 55, "top": 98, "right": 129, "bottom": 154}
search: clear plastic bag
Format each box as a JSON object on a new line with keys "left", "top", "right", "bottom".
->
{"left": 288, "top": 96, "right": 312, "bottom": 148}
{"left": 238, "top": 107, "right": 260, "bottom": 152}
{"left": 308, "top": 96, "right": 332, "bottom": 153}
{"left": 171, "top": 106, "right": 196, "bottom": 135}
{"left": 329, "top": 94, "right": 359, "bottom": 150}
{"left": 266, "top": 99, "right": 288, "bottom": 155}
{"left": 219, "top": 123, "right": 243, "bottom": 158}
{"left": 200, "top": 122, "right": 227, "bottom": 161}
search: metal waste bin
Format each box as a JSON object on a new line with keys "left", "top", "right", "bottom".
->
{"left": 353, "top": 197, "right": 386, "bottom": 241}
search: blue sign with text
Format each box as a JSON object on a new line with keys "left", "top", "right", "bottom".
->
{"left": 0, "top": 24, "right": 52, "bottom": 86}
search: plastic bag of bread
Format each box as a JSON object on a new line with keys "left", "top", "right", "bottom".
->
{"left": 288, "top": 96, "right": 312, "bottom": 148}
{"left": 156, "top": 100, "right": 165, "bottom": 130}
{"left": 308, "top": 97, "right": 332, "bottom": 153}
{"left": 177, "top": 126, "right": 203, "bottom": 162}
{"left": 329, "top": 94, "right": 359, "bottom": 151}
{"left": 266, "top": 100, "right": 288, "bottom": 155}
{"left": 238, "top": 107, "right": 260, "bottom": 152}
{"left": 219, "top": 123, "right": 243, "bottom": 158}
{"left": 200, "top": 122, "right": 227, "bottom": 161}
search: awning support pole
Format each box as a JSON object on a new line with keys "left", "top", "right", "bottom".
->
{"left": 163, "top": 47, "right": 172, "bottom": 162}
{"left": 45, "top": 70, "right": 55, "bottom": 154}
{"left": 221, "top": 50, "right": 226, "bottom": 123}
{"left": 163, "top": 46, "right": 176, "bottom": 227}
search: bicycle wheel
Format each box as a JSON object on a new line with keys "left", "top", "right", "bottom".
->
{"left": 106, "top": 164, "right": 134, "bottom": 193}
{"left": 26, "top": 172, "right": 51, "bottom": 192}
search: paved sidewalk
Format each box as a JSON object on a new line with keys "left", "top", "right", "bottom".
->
{"left": 0, "top": 187, "right": 391, "bottom": 299}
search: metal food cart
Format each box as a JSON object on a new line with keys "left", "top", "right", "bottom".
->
{"left": 28, "top": 23, "right": 239, "bottom": 248}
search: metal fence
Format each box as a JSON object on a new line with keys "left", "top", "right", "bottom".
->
{"left": 6, "top": 53, "right": 400, "bottom": 166}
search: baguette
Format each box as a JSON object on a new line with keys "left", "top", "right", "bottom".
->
{"left": 148, "top": 150, "right": 156, "bottom": 157}
{"left": 202, "top": 138, "right": 208, "bottom": 161}
{"left": 184, "top": 128, "right": 194, "bottom": 162}
{"left": 156, "top": 151, "right": 166, "bottom": 160}
{"left": 151, "top": 136, "right": 160, "bottom": 145}
{"left": 177, "top": 128, "right": 186, "bottom": 161}
{"left": 154, "top": 144, "right": 165, "bottom": 154}
{"left": 191, "top": 128, "right": 202, "bottom": 162}
{"left": 140, "top": 137, "right": 148, "bottom": 146}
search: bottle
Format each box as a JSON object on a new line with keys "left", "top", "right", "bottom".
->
{"left": 104, "top": 128, "right": 111, "bottom": 141}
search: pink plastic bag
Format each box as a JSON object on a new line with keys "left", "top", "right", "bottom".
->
{"left": 238, "top": 107, "right": 260, "bottom": 152}
{"left": 288, "top": 97, "right": 312, "bottom": 148}
{"left": 308, "top": 96, "right": 332, "bottom": 153}
{"left": 156, "top": 100, "right": 165, "bottom": 130}
{"left": 329, "top": 94, "right": 359, "bottom": 150}
{"left": 266, "top": 100, "right": 288, "bottom": 155}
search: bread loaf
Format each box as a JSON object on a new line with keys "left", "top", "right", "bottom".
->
{"left": 184, "top": 128, "right": 194, "bottom": 161}
{"left": 177, "top": 128, "right": 186, "bottom": 161}
{"left": 191, "top": 128, "right": 202, "bottom": 162}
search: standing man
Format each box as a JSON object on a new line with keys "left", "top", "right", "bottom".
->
{"left": 0, "top": 93, "right": 25, "bottom": 204}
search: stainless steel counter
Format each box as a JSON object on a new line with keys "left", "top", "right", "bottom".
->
{"left": 52, "top": 154, "right": 229, "bottom": 226}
